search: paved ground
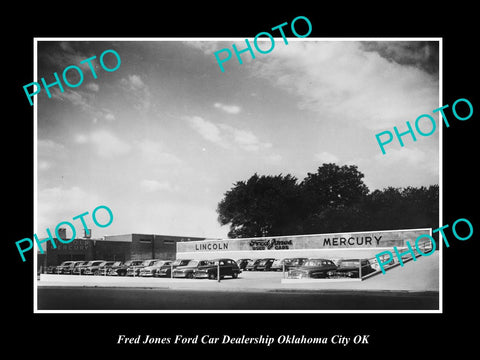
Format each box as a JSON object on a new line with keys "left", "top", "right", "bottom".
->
{"left": 37, "top": 287, "right": 439, "bottom": 311}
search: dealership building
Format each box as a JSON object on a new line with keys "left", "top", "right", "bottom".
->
{"left": 39, "top": 227, "right": 432, "bottom": 269}
{"left": 40, "top": 229, "right": 207, "bottom": 268}
{"left": 176, "top": 229, "right": 432, "bottom": 262}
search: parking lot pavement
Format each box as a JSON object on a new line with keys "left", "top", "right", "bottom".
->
{"left": 37, "top": 251, "right": 439, "bottom": 292}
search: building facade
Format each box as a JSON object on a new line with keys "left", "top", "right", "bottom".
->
{"left": 41, "top": 233, "right": 207, "bottom": 267}
{"left": 176, "top": 228, "right": 432, "bottom": 261}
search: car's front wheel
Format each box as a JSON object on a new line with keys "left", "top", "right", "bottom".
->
{"left": 232, "top": 272, "right": 238, "bottom": 279}
{"left": 208, "top": 272, "right": 216, "bottom": 280}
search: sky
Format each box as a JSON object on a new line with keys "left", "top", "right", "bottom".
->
{"left": 35, "top": 39, "right": 440, "bottom": 240}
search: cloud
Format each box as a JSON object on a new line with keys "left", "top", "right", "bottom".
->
{"left": 104, "top": 112, "right": 115, "bottom": 121}
{"left": 374, "top": 146, "right": 427, "bottom": 166}
{"left": 74, "top": 130, "right": 131, "bottom": 158}
{"left": 120, "top": 74, "right": 151, "bottom": 110}
{"left": 251, "top": 41, "right": 439, "bottom": 131}
{"left": 186, "top": 116, "right": 272, "bottom": 152}
{"left": 122, "top": 74, "right": 145, "bottom": 90}
{"left": 219, "top": 124, "right": 272, "bottom": 152}
{"left": 37, "top": 139, "right": 67, "bottom": 171}
{"left": 50, "top": 88, "right": 94, "bottom": 111}
{"left": 186, "top": 116, "right": 226, "bottom": 147}
{"left": 137, "top": 139, "right": 183, "bottom": 166}
{"left": 85, "top": 82, "right": 99, "bottom": 92}
{"left": 41, "top": 42, "right": 95, "bottom": 71}
{"left": 140, "top": 179, "right": 179, "bottom": 192}
{"left": 360, "top": 41, "right": 439, "bottom": 75}
{"left": 264, "top": 153, "right": 282, "bottom": 164}
{"left": 184, "top": 40, "right": 226, "bottom": 55}
{"left": 214, "top": 102, "right": 241, "bottom": 114}
{"left": 314, "top": 151, "right": 339, "bottom": 164}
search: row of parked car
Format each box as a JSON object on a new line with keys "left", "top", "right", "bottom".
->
{"left": 239, "top": 257, "right": 377, "bottom": 278}
{"left": 47, "top": 258, "right": 242, "bottom": 280}
{"left": 47, "top": 256, "right": 379, "bottom": 280}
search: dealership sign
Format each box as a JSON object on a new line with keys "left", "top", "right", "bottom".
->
{"left": 249, "top": 239, "right": 293, "bottom": 250}
{"left": 176, "top": 229, "right": 431, "bottom": 254}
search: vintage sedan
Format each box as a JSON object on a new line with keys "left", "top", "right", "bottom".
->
{"left": 139, "top": 260, "right": 172, "bottom": 277}
{"left": 194, "top": 259, "right": 241, "bottom": 280}
{"left": 245, "top": 259, "right": 263, "bottom": 271}
{"left": 270, "top": 257, "right": 309, "bottom": 272}
{"left": 172, "top": 259, "right": 211, "bottom": 279}
{"left": 95, "top": 261, "right": 122, "bottom": 276}
{"left": 235, "top": 259, "right": 251, "bottom": 270}
{"left": 55, "top": 261, "right": 76, "bottom": 274}
{"left": 287, "top": 258, "right": 337, "bottom": 279}
{"left": 255, "top": 258, "right": 276, "bottom": 271}
{"left": 156, "top": 259, "right": 192, "bottom": 278}
{"left": 83, "top": 261, "right": 117, "bottom": 275}
{"left": 108, "top": 260, "right": 143, "bottom": 276}
{"left": 126, "top": 259, "right": 159, "bottom": 277}
{"left": 328, "top": 259, "right": 375, "bottom": 278}
{"left": 73, "top": 260, "right": 106, "bottom": 275}
{"left": 62, "top": 261, "right": 88, "bottom": 274}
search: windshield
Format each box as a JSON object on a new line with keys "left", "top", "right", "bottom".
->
{"left": 92, "top": 261, "right": 104, "bottom": 266}
{"left": 142, "top": 260, "right": 154, "bottom": 266}
{"left": 304, "top": 259, "right": 329, "bottom": 267}
{"left": 339, "top": 261, "right": 359, "bottom": 267}
{"left": 172, "top": 259, "right": 191, "bottom": 266}
{"left": 186, "top": 260, "right": 200, "bottom": 267}
{"left": 291, "top": 258, "right": 307, "bottom": 265}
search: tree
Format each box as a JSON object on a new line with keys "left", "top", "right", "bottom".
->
{"left": 217, "top": 173, "right": 302, "bottom": 238}
{"left": 362, "top": 185, "right": 439, "bottom": 231}
{"left": 299, "top": 163, "right": 370, "bottom": 233}
{"left": 216, "top": 163, "right": 439, "bottom": 238}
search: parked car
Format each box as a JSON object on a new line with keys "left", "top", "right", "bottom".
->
{"left": 126, "top": 259, "right": 159, "bottom": 277}
{"left": 194, "top": 258, "right": 241, "bottom": 280}
{"left": 96, "top": 261, "right": 122, "bottom": 275}
{"left": 255, "top": 258, "right": 276, "bottom": 271}
{"left": 370, "top": 254, "right": 395, "bottom": 271}
{"left": 60, "top": 261, "right": 87, "bottom": 274}
{"left": 245, "top": 259, "right": 263, "bottom": 271}
{"left": 235, "top": 259, "right": 251, "bottom": 270}
{"left": 55, "top": 261, "right": 76, "bottom": 274}
{"left": 156, "top": 259, "right": 192, "bottom": 278}
{"left": 287, "top": 258, "right": 337, "bottom": 279}
{"left": 172, "top": 259, "right": 212, "bottom": 279}
{"left": 84, "top": 261, "right": 117, "bottom": 275}
{"left": 73, "top": 260, "right": 106, "bottom": 275}
{"left": 108, "top": 260, "right": 143, "bottom": 276}
{"left": 139, "top": 260, "right": 172, "bottom": 277}
{"left": 327, "top": 259, "right": 375, "bottom": 278}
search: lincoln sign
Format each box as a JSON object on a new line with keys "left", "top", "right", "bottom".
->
{"left": 176, "top": 229, "right": 431, "bottom": 260}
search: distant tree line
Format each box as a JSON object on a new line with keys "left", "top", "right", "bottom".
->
{"left": 216, "top": 163, "right": 439, "bottom": 238}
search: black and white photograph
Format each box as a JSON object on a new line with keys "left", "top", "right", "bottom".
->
{"left": 33, "top": 38, "right": 441, "bottom": 312}
{"left": 7, "top": 5, "right": 478, "bottom": 356}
